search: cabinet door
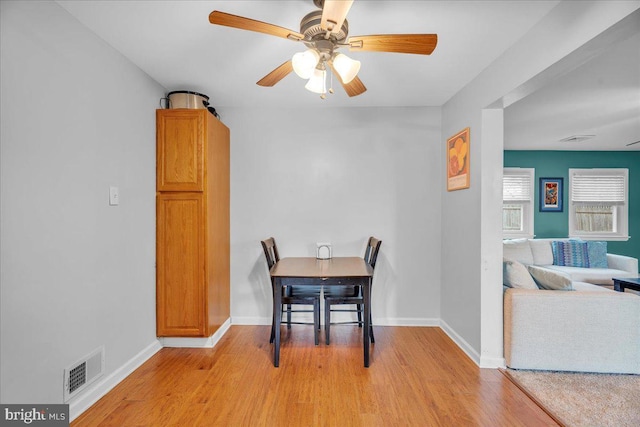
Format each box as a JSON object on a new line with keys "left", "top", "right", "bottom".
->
{"left": 157, "top": 110, "right": 204, "bottom": 192}
{"left": 157, "top": 193, "right": 205, "bottom": 336}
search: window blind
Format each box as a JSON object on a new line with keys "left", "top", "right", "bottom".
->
{"left": 571, "top": 173, "right": 626, "bottom": 203}
{"left": 503, "top": 173, "right": 532, "bottom": 202}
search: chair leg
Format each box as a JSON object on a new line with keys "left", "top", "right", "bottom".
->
{"left": 369, "top": 312, "right": 375, "bottom": 343}
{"left": 270, "top": 318, "right": 275, "bottom": 343}
{"left": 314, "top": 298, "right": 320, "bottom": 346}
{"left": 287, "top": 303, "right": 292, "bottom": 329}
{"left": 325, "top": 299, "right": 331, "bottom": 345}
{"left": 357, "top": 303, "right": 363, "bottom": 327}
{"left": 270, "top": 301, "right": 276, "bottom": 343}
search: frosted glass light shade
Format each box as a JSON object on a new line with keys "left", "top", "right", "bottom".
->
{"left": 332, "top": 53, "right": 360, "bottom": 83}
{"left": 305, "top": 69, "right": 326, "bottom": 94}
{"left": 292, "top": 49, "right": 320, "bottom": 79}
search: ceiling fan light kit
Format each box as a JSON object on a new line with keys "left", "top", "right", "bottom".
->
{"left": 305, "top": 68, "right": 327, "bottom": 95}
{"left": 332, "top": 53, "right": 360, "bottom": 84}
{"left": 208, "top": 0, "right": 438, "bottom": 99}
{"left": 293, "top": 49, "right": 359, "bottom": 95}
{"left": 292, "top": 49, "right": 320, "bottom": 79}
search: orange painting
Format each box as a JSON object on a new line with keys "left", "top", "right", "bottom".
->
{"left": 447, "top": 127, "right": 470, "bottom": 191}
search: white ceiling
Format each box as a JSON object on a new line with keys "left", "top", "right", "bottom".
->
{"left": 504, "top": 31, "right": 640, "bottom": 151}
{"left": 56, "top": 0, "right": 639, "bottom": 150}
{"left": 57, "top": 0, "right": 559, "bottom": 107}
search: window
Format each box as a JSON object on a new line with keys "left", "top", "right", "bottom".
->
{"left": 503, "top": 168, "right": 534, "bottom": 238}
{"left": 569, "top": 168, "right": 629, "bottom": 241}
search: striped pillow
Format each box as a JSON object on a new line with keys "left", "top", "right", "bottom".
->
{"left": 551, "top": 240, "right": 590, "bottom": 268}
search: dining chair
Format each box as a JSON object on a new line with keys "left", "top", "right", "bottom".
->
{"left": 324, "top": 236, "right": 381, "bottom": 345}
{"left": 261, "top": 237, "right": 321, "bottom": 345}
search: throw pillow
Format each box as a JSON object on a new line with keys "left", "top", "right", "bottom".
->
{"left": 503, "top": 239, "right": 534, "bottom": 265}
{"left": 527, "top": 265, "right": 573, "bottom": 291}
{"left": 529, "top": 239, "right": 554, "bottom": 265}
{"left": 503, "top": 258, "right": 538, "bottom": 289}
{"left": 587, "top": 241, "right": 608, "bottom": 268}
{"left": 551, "top": 240, "right": 589, "bottom": 268}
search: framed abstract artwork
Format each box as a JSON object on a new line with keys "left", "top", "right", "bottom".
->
{"left": 539, "top": 177, "right": 563, "bottom": 212}
{"left": 446, "top": 127, "right": 470, "bottom": 191}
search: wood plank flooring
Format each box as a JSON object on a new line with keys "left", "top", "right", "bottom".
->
{"left": 71, "top": 326, "right": 557, "bottom": 426}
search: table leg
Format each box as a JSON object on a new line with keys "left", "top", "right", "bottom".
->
{"left": 274, "top": 277, "right": 282, "bottom": 367}
{"left": 363, "top": 277, "right": 371, "bottom": 368}
{"left": 613, "top": 280, "right": 624, "bottom": 292}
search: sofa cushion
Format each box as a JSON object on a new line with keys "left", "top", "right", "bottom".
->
{"left": 572, "top": 281, "right": 613, "bottom": 292}
{"left": 528, "top": 239, "right": 554, "bottom": 265}
{"left": 552, "top": 240, "right": 589, "bottom": 267}
{"left": 544, "top": 265, "right": 636, "bottom": 286}
{"left": 587, "top": 241, "right": 609, "bottom": 268}
{"left": 503, "top": 239, "right": 534, "bottom": 265}
{"left": 528, "top": 265, "right": 573, "bottom": 290}
{"left": 503, "top": 258, "right": 538, "bottom": 289}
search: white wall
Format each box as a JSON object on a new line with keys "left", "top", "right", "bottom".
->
{"left": 0, "top": 0, "right": 163, "bottom": 404}
{"left": 440, "top": 0, "right": 640, "bottom": 366}
{"left": 222, "top": 107, "right": 442, "bottom": 326}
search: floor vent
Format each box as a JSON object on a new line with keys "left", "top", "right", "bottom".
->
{"left": 64, "top": 346, "right": 105, "bottom": 402}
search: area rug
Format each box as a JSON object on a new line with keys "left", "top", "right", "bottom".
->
{"left": 501, "top": 368, "right": 640, "bottom": 427}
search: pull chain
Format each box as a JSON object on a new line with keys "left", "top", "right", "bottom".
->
{"left": 329, "top": 70, "right": 334, "bottom": 94}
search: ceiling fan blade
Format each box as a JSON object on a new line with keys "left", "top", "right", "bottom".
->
{"left": 321, "top": 0, "right": 354, "bottom": 34}
{"left": 256, "top": 61, "right": 293, "bottom": 87}
{"left": 329, "top": 63, "right": 366, "bottom": 97}
{"left": 209, "top": 11, "right": 304, "bottom": 41}
{"left": 348, "top": 34, "right": 438, "bottom": 55}
{"left": 341, "top": 76, "right": 367, "bottom": 97}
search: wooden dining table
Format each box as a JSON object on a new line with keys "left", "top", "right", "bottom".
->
{"left": 269, "top": 256, "right": 374, "bottom": 367}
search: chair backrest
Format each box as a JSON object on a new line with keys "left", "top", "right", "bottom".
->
{"left": 261, "top": 237, "right": 280, "bottom": 269}
{"left": 364, "top": 237, "right": 382, "bottom": 269}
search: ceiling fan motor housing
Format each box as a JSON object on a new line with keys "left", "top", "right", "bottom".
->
{"left": 300, "top": 10, "right": 349, "bottom": 46}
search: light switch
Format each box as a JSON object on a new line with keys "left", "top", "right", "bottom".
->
{"left": 109, "top": 186, "right": 119, "bottom": 206}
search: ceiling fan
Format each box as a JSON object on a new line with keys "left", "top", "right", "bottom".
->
{"left": 209, "top": 0, "right": 437, "bottom": 98}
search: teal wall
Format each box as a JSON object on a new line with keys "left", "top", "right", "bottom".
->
{"left": 504, "top": 151, "right": 640, "bottom": 260}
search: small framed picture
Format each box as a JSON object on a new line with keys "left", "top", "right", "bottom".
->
{"left": 446, "top": 127, "right": 470, "bottom": 191}
{"left": 539, "top": 178, "right": 563, "bottom": 212}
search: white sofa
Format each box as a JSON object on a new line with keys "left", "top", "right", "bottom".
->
{"left": 503, "top": 238, "right": 638, "bottom": 285}
{"left": 503, "top": 238, "right": 640, "bottom": 374}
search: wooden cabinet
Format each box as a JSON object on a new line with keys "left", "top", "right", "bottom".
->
{"left": 156, "top": 109, "right": 230, "bottom": 337}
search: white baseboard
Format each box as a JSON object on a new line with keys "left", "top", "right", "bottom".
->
{"left": 480, "top": 355, "right": 506, "bottom": 369}
{"left": 160, "top": 319, "right": 231, "bottom": 348}
{"left": 439, "top": 319, "right": 481, "bottom": 366}
{"left": 230, "top": 316, "right": 271, "bottom": 325}
{"left": 374, "top": 317, "right": 440, "bottom": 326}
{"left": 69, "top": 339, "right": 163, "bottom": 422}
{"left": 230, "top": 316, "right": 440, "bottom": 327}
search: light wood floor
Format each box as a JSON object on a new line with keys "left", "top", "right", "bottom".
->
{"left": 71, "top": 325, "right": 557, "bottom": 426}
